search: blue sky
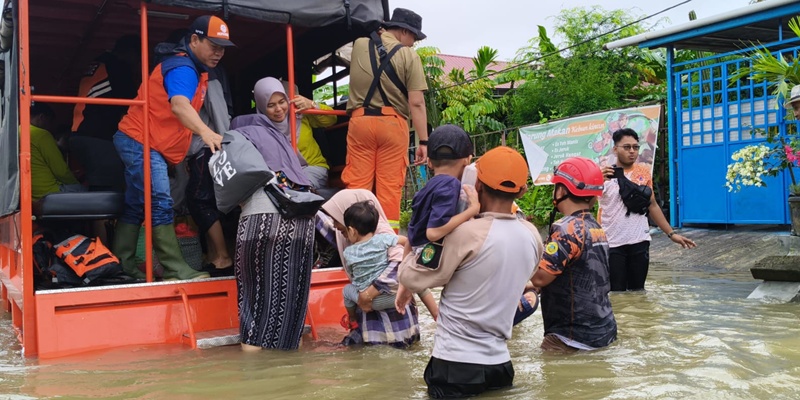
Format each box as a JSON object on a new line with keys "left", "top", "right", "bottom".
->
{"left": 390, "top": 0, "right": 754, "bottom": 59}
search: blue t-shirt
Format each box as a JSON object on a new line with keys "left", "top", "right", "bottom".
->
{"left": 407, "top": 174, "right": 462, "bottom": 247}
{"left": 343, "top": 233, "right": 398, "bottom": 291}
{"left": 163, "top": 66, "right": 198, "bottom": 101}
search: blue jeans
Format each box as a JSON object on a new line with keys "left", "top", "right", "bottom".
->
{"left": 113, "top": 131, "right": 174, "bottom": 226}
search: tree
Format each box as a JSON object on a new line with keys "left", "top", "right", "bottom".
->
{"left": 509, "top": 6, "right": 665, "bottom": 126}
{"left": 418, "top": 46, "right": 508, "bottom": 135}
{"left": 730, "top": 16, "right": 800, "bottom": 102}
{"left": 417, "top": 46, "right": 446, "bottom": 128}
{"left": 439, "top": 46, "right": 507, "bottom": 134}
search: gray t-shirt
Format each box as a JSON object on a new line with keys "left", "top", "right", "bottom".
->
{"left": 399, "top": 213, "right": 543, "bottom": 365}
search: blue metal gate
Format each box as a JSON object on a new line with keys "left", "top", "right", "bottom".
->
{"left": 672, "top": 46, "right": 799, "bottom": 226}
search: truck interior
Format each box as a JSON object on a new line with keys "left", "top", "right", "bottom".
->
{"left": 0, "top": 0, "right": 389, "bottom": 357}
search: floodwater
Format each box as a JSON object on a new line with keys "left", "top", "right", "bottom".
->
{"left": 1, "top": 266, "right": 800, "bottom": 399}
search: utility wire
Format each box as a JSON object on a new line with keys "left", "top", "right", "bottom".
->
{"left": 429, "top": 0, "right": 692, "bottom": 94}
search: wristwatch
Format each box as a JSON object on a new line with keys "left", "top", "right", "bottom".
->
{"left": 666, "top": 231, "right": 676, "bottom": 238}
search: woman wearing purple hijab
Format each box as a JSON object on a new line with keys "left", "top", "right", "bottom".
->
{"left": 232, "top": 77, "right": 315, "bottom": 351}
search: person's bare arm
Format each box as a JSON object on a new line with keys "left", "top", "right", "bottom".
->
{"left": 426, "top": 185, "right": 480, "bottom": 242}
{"left": 418, "top": 290, "right": 439, "bottom": 320}
{"left": 408, "top": 90, "right": 428, "bottom": 165}
{"left": 647, "top": 191, "right": 696, "bottom": 249}
{"left": 530, "top": 268, "right": 557, "bottom": 288}
{"left": 170, "top": 95, "right": 222, "bottom": 153}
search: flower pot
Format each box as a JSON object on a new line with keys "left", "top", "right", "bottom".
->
{"left": 789, "top": 196, "right": 800, "bottom": 236}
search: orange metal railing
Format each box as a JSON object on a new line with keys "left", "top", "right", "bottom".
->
{"left": 18, "top": 0, "right": 35, "bottom": 356}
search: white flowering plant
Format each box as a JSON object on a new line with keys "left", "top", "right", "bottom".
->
{"left": 725, "top": 136, "right": 800, "bottom": 195}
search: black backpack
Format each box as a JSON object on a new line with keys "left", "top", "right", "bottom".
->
{"left": 614, "top": 166, "right": 652, "bottom": 216}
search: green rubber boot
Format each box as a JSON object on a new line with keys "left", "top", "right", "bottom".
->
{"left": 152, "top": 224, "right": 210, "bottom": 280}
{"left": 113, "top": 222, "right": 145, "bottom": 280}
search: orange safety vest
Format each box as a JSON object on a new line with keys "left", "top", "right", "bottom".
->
{"left": 118, "top": 55, "right": 208, "bottom": 165}
{"left": 72, "top": 62, "right": 108, "bottom": 132}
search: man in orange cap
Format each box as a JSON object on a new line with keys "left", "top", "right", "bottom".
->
{"left": 113, "top": 15, "right": 236, "bottom": 281}
{"left": 531, "top": 157, "right": 617, "bottom": 351}
{"left": 399, "top": 146, "right": 542, "bottom": 398}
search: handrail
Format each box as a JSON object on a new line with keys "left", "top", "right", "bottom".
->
{"left": 302, "top": 108, "right": 347, "bottom": 116}
{"left": 31, "top": 95, "right": 145, "bottom": 106}
{"left": 286, "top": 24, "right": 297, "bottom": 153}
{"left": 18, "top": 0, "right": 37, "bottom": 356}
{"left": 305, "top": 311, "right": 319, "bottom": 341}
{"left": 176, "top": 287, "right": 197, "bottom": 349}
{"left": 140, "top": 1, "right": 153, "bottom": 283}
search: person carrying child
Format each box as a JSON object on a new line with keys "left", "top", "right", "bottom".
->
{"left": 340, "top": 200, "right": 438, "bottom": 331}
{"left": 398, "top": 146, "right": 542, "bottom": 398}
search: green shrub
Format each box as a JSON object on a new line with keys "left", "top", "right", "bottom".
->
{"left": 399, "top": 209, "right": 412, "bottom": 231}
{"left": 516, "top": 184, "right": 554, "bottom": 227}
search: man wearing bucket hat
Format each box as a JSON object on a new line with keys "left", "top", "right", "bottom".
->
{"left": 531, "top": 157, "right": 618, "bottom": 351}
{"left": 344, "top": 8, "right": 430, "bottom": 231}
{"left": 113, "top": 15, "right": 236, "bottom": 281}
{"left": 399, "top": 146, "right": 542, "bottom": 398}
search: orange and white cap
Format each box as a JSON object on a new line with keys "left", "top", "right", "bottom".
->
{"left": 476, "top": 146, "right": 529, "bottom": 193}
{"left": 190, "top": 15, "right": 235, "bottom": 47}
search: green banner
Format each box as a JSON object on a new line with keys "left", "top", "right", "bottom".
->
{"left": 519, "top": 104, "right": 662, "bottom": 185}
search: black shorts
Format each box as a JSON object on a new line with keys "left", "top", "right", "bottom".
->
{"left": 424, "top": 356, "right": 514, "bottom": 399}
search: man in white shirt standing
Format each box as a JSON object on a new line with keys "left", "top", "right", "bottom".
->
{"left": 599, "top": 128, "right": 696, "bottom": 291}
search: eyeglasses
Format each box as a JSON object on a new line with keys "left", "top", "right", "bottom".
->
{"left": 619, "top": 144, "right": 641, "bottom": 152}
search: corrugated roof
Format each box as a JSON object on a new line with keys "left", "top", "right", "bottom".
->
{"left": 437, "top": 54, "right": 518, "bottom": 89}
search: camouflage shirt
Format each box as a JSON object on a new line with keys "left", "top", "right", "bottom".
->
{"left": 539, "top": 210, "right": 617, "bottom": 349}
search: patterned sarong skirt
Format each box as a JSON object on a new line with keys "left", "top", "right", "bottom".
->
{"left": 235, "top": 212, "right": 315, "bottom": 349}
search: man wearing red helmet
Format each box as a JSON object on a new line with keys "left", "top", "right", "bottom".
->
{"left": 531, "top": 157, "right": 618, "bottom": 351}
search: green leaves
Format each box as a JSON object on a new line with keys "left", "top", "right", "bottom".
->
{"left": 472, "top": 46, "right": 500, "bottom": 79}
{"left": 420, "top": 45, "right": 508, "bottom": 135}
{"left": 515, "top": 184, "right": 555, "bottom": 227}
{"left": 729, "top": 16, "right": 800, "bottom": 103}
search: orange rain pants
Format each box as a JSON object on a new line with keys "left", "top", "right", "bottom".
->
{"left": 342, "top": 107, "right": 409, "bottom": 230}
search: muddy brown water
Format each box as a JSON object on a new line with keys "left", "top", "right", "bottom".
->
{"left": 2, "top": 229, "right": 800, "bottom": 399}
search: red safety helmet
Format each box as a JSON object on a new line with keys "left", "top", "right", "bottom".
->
{"left": 551, "top": 157, "right": 604, "bottom": 197}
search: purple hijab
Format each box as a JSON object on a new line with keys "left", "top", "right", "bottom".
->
{"left": 230, "top": 77, "right": 311, "bottom": 187}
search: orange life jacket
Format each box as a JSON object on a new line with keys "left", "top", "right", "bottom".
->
{"left": 54, "top": 234, "right": 121, "bottom": 283}
{"left": 118, "top": 54, "right": 208, "bottom": 164}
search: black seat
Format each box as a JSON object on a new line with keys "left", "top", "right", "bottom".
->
{"left": 35, "top": 192, "right": 124, "bottom": 221}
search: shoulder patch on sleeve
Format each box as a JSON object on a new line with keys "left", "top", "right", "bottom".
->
{"left": 545, "top": 241, "right": 559, "bottom": 255}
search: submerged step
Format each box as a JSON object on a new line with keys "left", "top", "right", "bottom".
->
{"left": 187, "top": 325, "right": 312, "bottom": 349}
{"left": 190, "top": 328, "right": 240, "bottom": 349}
